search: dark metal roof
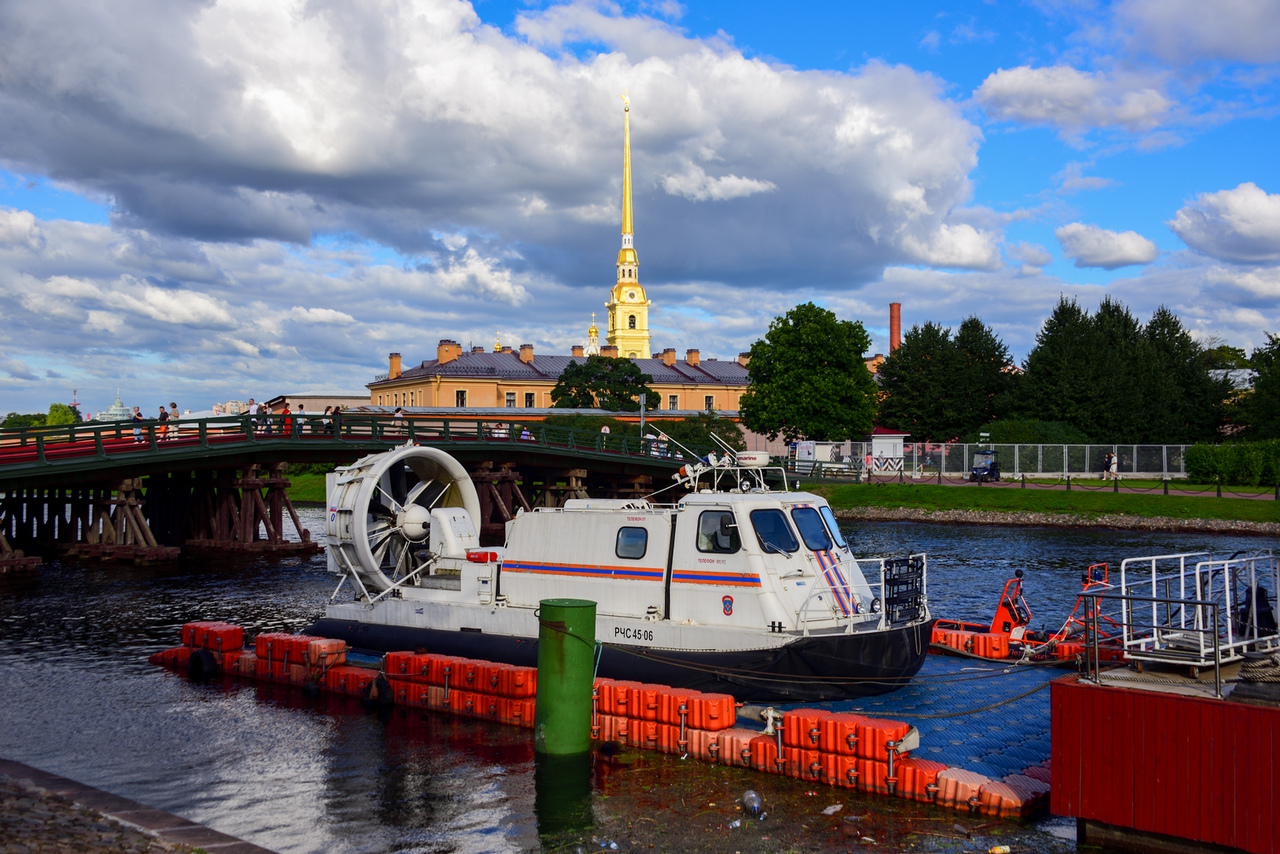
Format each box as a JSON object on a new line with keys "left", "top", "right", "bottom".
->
{"left": 373, "top": 351, "right": 749, "bottom": 387}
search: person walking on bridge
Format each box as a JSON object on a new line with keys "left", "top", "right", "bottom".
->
{"left": 131, "top": 406, "right": 144, "bottom": 443}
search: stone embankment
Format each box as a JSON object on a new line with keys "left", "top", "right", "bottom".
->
{"left": 0, "top": 759, "right": 274, "bottom": 854}
{"left": 832, "top": 506, "right": 1280, "bottom": 537}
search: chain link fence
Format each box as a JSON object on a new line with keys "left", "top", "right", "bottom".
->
{"left": 802, "top": 442, "right": 1189, "bottom": 478}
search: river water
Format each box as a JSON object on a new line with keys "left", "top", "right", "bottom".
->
{"left": 0, "top": 510, "right": 1272, "bottom": 853}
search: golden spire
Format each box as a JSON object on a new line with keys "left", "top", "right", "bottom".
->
{"left": 589, "top": 311, "right": 598, "bottom": 335}
{"left": 620, "top": 93, "right": 633, "bottom": 237}
{"left": 493, "top": 332, "right": 501, "bottom": 352}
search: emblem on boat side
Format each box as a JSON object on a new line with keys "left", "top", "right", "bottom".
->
{"left": 723, "top": 596, "right": 734, "bottom": 616}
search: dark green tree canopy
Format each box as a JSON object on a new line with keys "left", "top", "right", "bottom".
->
{"left": 1017, "top": 297, "right": 1227, "bottom": 443}
{"left": 1239, "top": 333, "right": 1280, "bottom": 439}
{"left": 549, "top": 355, "right": 655, "bottom": 411}
{"left": 878, "top": 316, "right": 1015, "bottom": 441}
{"left": 737, "top": 302, "right": 877, "bottom": 442}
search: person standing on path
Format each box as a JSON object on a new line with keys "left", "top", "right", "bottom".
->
{"left": 1109, "top": 452, "right": 1119, "bottom": 482}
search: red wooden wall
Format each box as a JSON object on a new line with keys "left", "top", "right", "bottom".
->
{"left": 1052, "top": 675, "right": 1278, "bottom": 854}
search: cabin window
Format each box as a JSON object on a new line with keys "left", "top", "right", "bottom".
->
{"left": 819, "top": 505, "right": 848, "bottom": 550}
{"left": 696, "top": 510, "right": 740, "bottom": 554}
{"left": 790, "top": 506, "right": 832, "bottom": 551}
{"left": 749, "top": 509, "right": 799, "bottom": 554}
{"left": 615, "top": 526, "right": 648, "bottom": 559}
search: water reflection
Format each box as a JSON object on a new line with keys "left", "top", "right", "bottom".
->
{"left": 0, "top": 508, "right": 1271, "bottom": 853}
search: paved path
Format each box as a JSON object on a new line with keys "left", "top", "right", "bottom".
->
{"left": 850, "top": 473, "right": 1279, "bottom": 501}
{"left": 0, "top": 759, "right": 275, "bottom": 854}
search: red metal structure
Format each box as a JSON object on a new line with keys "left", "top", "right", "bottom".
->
{"left": 1052, "top": 674, "right": 1278, "bottom": 854}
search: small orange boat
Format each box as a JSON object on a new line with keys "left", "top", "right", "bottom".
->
{"left": 931, "top": 565, "right": 1125, "bottom": 664}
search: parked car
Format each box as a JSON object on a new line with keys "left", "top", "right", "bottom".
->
{"left": 970, "top": 449, "right": 1000, "bottom": 482}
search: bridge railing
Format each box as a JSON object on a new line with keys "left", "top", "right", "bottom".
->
{"left": 0, "top": 413, "right": 696, "bottom": 468}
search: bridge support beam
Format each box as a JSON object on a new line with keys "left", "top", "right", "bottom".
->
{"left": 0, "top": 480, "right": 179, "bottom": 563}
{"left": 471, "top": 463, "right": 533, "bottom": 545}
{"left": 182, "top": 464, "right": 319, "bottom": 555}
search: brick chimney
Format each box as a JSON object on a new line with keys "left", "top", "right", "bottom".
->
{"left": 471, "top": 345, "right": 485, "bottom": 354}
{"left": 436, "top": 340, "right": 461, "bottom": 364}
{"left": 737, "top": 352, "right": 751, "bottom": 367}
{"left": 890, "top": 302, "right": 901, "bottom": 352}
{"left": 389, "top": 352, "right": 402, "bottom": 379}
{"left": 685, "top": 349, "right": 700, "bottom": 367}
{"left": 571, "top": 345, "right": 584, "bottom": 357}
{"left": 519, "top": 343, "right": 534, "bottom": 363}
{"left": 661, "top": 348, "right": 676, "bottom": 366}
{"left": 601, "top": 345, "right": 619, "bottom": 358}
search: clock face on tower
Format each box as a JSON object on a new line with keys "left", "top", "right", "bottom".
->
{"left": 628, "top": 290, "right": 637, "bottom": 300}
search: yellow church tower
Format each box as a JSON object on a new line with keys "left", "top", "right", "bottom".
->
{"left": 605, "top": 94, "right": 651, "bottom": 359}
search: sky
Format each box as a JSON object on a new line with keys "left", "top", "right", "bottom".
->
{"left": 2, "top": 0, "right": 1279, "bottom": 417}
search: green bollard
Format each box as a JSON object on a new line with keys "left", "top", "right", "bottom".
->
{"left": 534, "top": 598, "right": 597, "bottom": 755}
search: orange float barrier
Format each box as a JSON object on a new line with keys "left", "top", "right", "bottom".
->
{"left": 978, "top": 780, "right": 1034, "bottom": 817}
{"left": 820, "top": 753, "right": 858, "bottom": 788}
{"left": 628, "top": 719, "right": 659, "bottom": 749}
{"left": 856, "top": 758, "right": 891, "bottom": 794}
{"left": 896, "top": 758, "right": 947, "bottom": 802}
{"left": 1021, "top": 764, "right": 1052, "bottom": 784}
{"left": 626, "top": 684, "right": 663, "bottom": 720}
{"left": 688, "top": 693, "right": 735, "bottom": 731}
{"left": 1055, "top": 641, "right": 1084, "bottom": 660}
{"left": 498, "top": 665, "right": 536, "bottom": 698}
{"left": 685, "top": 728, "right": 720, "bottom": 761}
{"left": 596, "top": 713, "right": 629, "bottom": 742}
{"left": 819, "top": 712, "right": 867, "bottom": 755}
{"left": 181, "top": 621, "right": 220, "bottom": 648}
{"left": 454, "top": 659, "right": 483, "bottom": 691}
{"left": 424, "top": 655, "right": 458, "bottom": 686}
{"left": 384, "top": 650, "right": 416, "bottom": 678}
{"left": 942, "top": 630, "right": 974, "bottom": 652}
{"left": 233, "top": 651, "right": 257, "bottom": 676}
{"left": 307, "top": 638, "right": 345, "bottom": 668}
{"left": 854, "top": 718, "right": 910, "bottom": 761}
{"left": 716, "top": 728, "right": 757, "bottom": 767}
{"left": 325, "top": 665, "right": 376, "bottom": 697}
{"left": 993, "top": 774, "right": 1050, "bottom": 815}
{"left": 656, "top": 687, "right": 694, "bottom": 726}
{"left": 968, "top": 633, "right": 1009, "bottom": 659}
{"left": 220, "top": 649, "right": 248, "bottom": 672}
{"left": 935, "top": 768, "right": 990, "bottom": 811}
{"left": 747, "top": 735, "right": 780, "bottom": 774}
{"left": 781, "top": 747, "right": 824, "bottom": 781}
{"left": 497, "top": 698, "right": 535, "bottom": 727}
{"left": 596, "top": 680, "right": 641, "bottom": 715}
{"left": 782, "top": 708, "right": 830, "bottom": 748}
{"left": 480, "top": 662, "right": 510, "bottom": 694}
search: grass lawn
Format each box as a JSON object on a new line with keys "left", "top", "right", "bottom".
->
{"left": 818, "top": 482, "right": 1280, "bottom": 525}
{"left": 288, "top": 472, "right": 327, "bottom": 504}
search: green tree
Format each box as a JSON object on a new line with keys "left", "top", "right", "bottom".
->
{"left": 876, "top": 322, "right": 961, "bottom": 440}
{"left": 737, "top": 302, "right": 877, "bottom": 442}
{"left": 2, "top": 412, "right": 47, "bottom": 428}
{"left": 1204, "top": 342, "right": 1251, "bottom": 370}
{"left": 1240, "top": 333, "right": 1280, "bottom": 439}
{"left": 1018, "top": 297, "right": 1097, "bottom": 438}
{"left": 550, "top": 355, "right": 656, "bottom": 411}
{"left": 46, "top": 403, "right": 80, "bottom": 426}
{"left": 654, "top": 411, "right": 746, "bottom": 454}
{"left": 1017, "top": 298, "right": 1225, "bottom": 443}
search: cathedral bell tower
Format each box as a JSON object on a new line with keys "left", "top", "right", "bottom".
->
{"left": 605, "top": 94, "right": 651, "bottom": 359}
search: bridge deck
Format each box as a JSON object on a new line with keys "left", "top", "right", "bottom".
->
{"left": 0, "top": 415, "right": 689, "bottom": 489}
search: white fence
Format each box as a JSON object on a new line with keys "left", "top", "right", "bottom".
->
{"left": 797, "top": 442, "right": 1191, "bottom": 478}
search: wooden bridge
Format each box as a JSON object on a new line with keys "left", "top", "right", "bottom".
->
{"left": 0, "top": 413, "right": 689, "bottom": 565}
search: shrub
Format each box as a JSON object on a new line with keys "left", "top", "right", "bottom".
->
{"left": 1184, "top": 440, "right": 1280, "bottom": 485}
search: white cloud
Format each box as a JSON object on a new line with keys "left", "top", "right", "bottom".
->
{"left": 1168, "top": 182, "right": 1280, "bottom": 263}
{"left": 901, "top": 223, "right": 1002, "bottom": 270}
{"left": 976, "top": 65, "right": 1172, "bottom": 134}
{"left": 1055, "top": 222, "right": 1159, "bottom": 269}
{"left": 1119, "top": 0, "right": 1280, "bottom": 64}
{"left": 289, "top": 306, "right": 356, "bottom": 324}
{"left": 0, "top": 208, "right": 43, "bottom": 250}
{"left": 1055, "top": 161, "right": 1116, "bottom": 194}
{"left": 1008, "top": 241, "right": 1053, "bottom": 275}
{"left": 660, "top": 161, "right": 777, "bottom": 202}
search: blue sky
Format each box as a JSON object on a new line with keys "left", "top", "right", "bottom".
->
{"left": 1, "top": 0, "right": 1279, "bottom": 416}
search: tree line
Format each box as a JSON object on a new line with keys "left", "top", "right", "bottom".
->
{"left": 737, "top": 298, "right": 1279, "bottom": 445}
